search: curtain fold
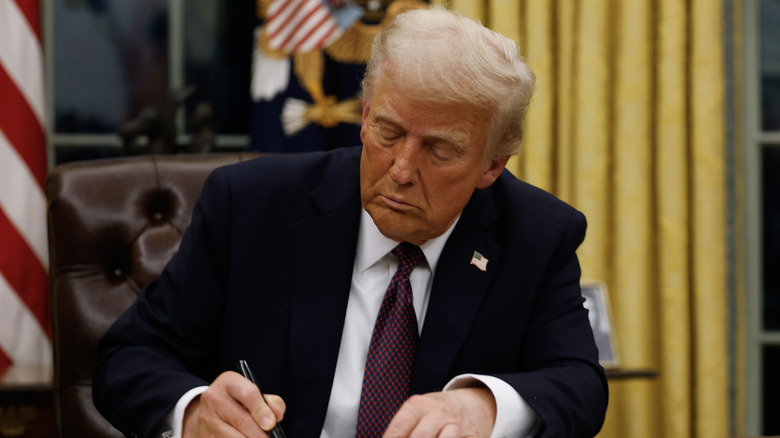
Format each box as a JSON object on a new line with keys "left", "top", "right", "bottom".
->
{"left": 447, "top": 0, "right": 730, "bottom": 436}
{"left": 656, "top": 0, "right": 692, "bottom": 436}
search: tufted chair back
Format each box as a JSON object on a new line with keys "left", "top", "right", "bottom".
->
{"left": 46, "top": 153, "right": 259, "bottom": 438}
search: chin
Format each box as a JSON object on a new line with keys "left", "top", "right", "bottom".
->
{"left": 374, "top": 221, "right": 414, "bottom": 243}
{"left": 374, "top": 224, "right": 408, "bottom": 242}
{"left": 367, "top": 205, "right": 422, "bottom": 241}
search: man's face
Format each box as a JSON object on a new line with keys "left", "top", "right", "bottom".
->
{"left": 359, "top": 83, "right": 509, "bottom": 245}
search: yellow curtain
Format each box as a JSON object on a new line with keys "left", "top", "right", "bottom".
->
{"left": 439, "top": 0, "right": 731, "bottom": 436}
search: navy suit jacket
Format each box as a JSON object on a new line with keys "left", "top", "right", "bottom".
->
{"left": 94, "top": 146, "right": 608, "bottom": 438}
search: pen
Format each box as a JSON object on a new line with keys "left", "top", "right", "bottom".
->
{"left": 237, "top": 360, "right": 287, "bottom": 438}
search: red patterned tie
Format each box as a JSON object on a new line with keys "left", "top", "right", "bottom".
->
{"left": 355, "top": 242, "right": 425, "bottom": 437}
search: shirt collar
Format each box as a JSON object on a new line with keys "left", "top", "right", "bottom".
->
{"left": 355, "top": 208, "right": 459, "bottom": 274}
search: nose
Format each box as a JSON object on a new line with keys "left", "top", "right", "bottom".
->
{"left": 388, "top": 138, "right": 421, "bottom": 185}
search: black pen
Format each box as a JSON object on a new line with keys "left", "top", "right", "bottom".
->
{"left": 237, "top": 360, "right": 287, "bottom": 438}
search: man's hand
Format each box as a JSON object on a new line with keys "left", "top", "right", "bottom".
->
{"left": 384, "top": 387, "right": 497, "bottom": 438}
{"left": 182, "top": 371, "right": 286, "bottom": 438}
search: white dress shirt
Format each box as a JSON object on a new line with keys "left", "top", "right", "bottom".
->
{"left": 170, "top": 209, "right": 538, "bottom": 437}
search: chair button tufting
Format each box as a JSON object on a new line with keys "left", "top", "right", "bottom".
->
{"left": 113, "top": 269, "right": 123, "bottom": 277}
{"left": 153, "top": 212, "right": 163, "bottom": 221}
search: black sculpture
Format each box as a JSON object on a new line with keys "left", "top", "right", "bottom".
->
{"left": 118, "top": 85, "right": 217, "bottom": 155}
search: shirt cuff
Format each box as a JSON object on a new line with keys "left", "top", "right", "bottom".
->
{"left": 444, "top": 374, "right": 538, "bottom": 438}
{"left": 166, "top": 386, "right": 208, "bottom": 438}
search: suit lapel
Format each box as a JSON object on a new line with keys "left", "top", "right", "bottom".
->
{"left": 412, "top": 188, "right": 501, "bottom": 394}
{"left": 287, "top": 151, "right": 362, "bottom": 437}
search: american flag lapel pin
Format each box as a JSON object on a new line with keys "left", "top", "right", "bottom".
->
{"left": 470, "top": 251, "right": 488, "bottom": 271}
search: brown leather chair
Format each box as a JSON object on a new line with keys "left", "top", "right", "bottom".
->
{"left": 46, "top": 153, "right": 259, "bottom": 438}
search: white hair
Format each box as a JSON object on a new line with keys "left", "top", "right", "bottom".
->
{"left": 362, "top": 6, "right": 536, "bottom": 158}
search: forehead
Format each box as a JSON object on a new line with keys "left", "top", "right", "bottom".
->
{"left": 368, "top": 85, "right": 492, "bottom": 146}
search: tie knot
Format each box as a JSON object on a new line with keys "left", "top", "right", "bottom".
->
{"left": 392, "top": 242, "right": 424, "bottom": 271}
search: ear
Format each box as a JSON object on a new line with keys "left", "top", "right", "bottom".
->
{"left": 360, "top": 99, "right": 371, "bottom": 144}
{"left": 476, "top": 155, "right": 510, "bottom": 189}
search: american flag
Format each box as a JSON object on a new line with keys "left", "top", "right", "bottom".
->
{"left": 470, "top": 251, "right": 488, "bottom": 272}
{"left": 0, "top": 0, "right": 51, "bottom": 370}
{"left": 264, "top": 0, "right": 354, "bottom": 54}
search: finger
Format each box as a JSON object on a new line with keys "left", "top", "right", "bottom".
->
{"left": 263, "top": 393, "right": 287, "bottom": 422}
{"left": 385, "top": 391, "right": 491, "bottom": 438}
{"left": 223, "top": 371, "right": 265, "bottom": 407}
{"left": 199, "top": 381, "right": 266, "bottom": 437}
{"left": 202, "top": 412, "right": 259, "bottom": 438}
{"left": 388, "top": 410, "right": 454, "bottom": 438}
{"left": 384, "top": 395, "right": 427, "bottom": 438}
{"left": 186, "top": 394, "right": 255, "bottom": 438}
{"left": 436, "top": 423, "right": 465, "bottom": 438}
{"left": 215, "top": 401, "right": 267, "bottom": 436}
{"left": 223, "top": 372, "right": 286, "bottom": 431}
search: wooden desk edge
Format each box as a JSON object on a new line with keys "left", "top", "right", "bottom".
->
{"left": 605, "top": 368, "right": 658, "bottom": 379}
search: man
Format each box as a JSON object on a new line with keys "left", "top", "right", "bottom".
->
{"left": 93, "top": 7, "right": 608, "bottom": 438}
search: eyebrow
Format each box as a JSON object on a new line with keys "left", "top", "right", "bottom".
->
{"left": 371, "top": 111, "right": 470, "bottom": 149}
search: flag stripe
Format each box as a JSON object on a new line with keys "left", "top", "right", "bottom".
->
{"left": 266, "top": 0, "right": 296, "bottom": 25}
{"left": 267, "top": 0, "right": 305, "bottom": 38}
{"left": 294, "top": 15, "right": 341, "bottom": 52}
{"left": 277, "top": 5, "right": 326, "bottom": 51}
{"left": 0, "top": 66, "right": 47, "bottom": 189}
{"left": 0, "top": 0, "right": 46, "bottom": 127}
{"left": 0, "top": 209, "right": 50, "bottom": 337}
{"left": 0, "top": 131, "right": 48, "bottom": 268}
{"left": 267, "top": 0, "right": 309, "bottom": 39}
{"left": 0, "top": 347, "right": 11, "bottom": 371}
{"left": 0, "top": 0, "right": 49, "bottom": 368}
{"left": 293, "top": 8, "right": 338, "bottom": 50}
{"left": 0, "top": 273, "right": 51, "bottom": 365}
{"left": 268, "top": 0, "right": 321, "bottom": 47}
{"left": 9, "top": 0, "right": 41, "bottom": 38}
{"left": 264, "top": 0, "right": 344, "bottom": 54}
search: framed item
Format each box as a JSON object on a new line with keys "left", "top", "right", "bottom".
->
{"left": 580, "top": 280, "right": 619, "bottom": 367}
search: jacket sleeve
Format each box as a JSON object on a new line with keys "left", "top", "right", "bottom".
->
{"left": 498, "top": 209, "right": 608, "bottom": 437}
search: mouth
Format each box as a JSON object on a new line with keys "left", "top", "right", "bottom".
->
{"left": 381, "top": 194, "right": 414, "bottom": 210}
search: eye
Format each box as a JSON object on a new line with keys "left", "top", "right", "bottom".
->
{"left": 427, "top": 143, "right": 459, "bottom": 162}
{"left": 379, "top": 127, "right": 401, "bottom": 141}
{"left": 373, "top": 121, "right": 403, "bottom": 144}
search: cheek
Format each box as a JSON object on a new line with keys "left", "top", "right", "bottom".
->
{"left": 363, "top": 145, "right": 392, "bottom": 180}
{"left": 425, "top": 174, "right": 479, "bottom": 213}
{"left": 360, "top": 149, "right": 386, "bottom": 195}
